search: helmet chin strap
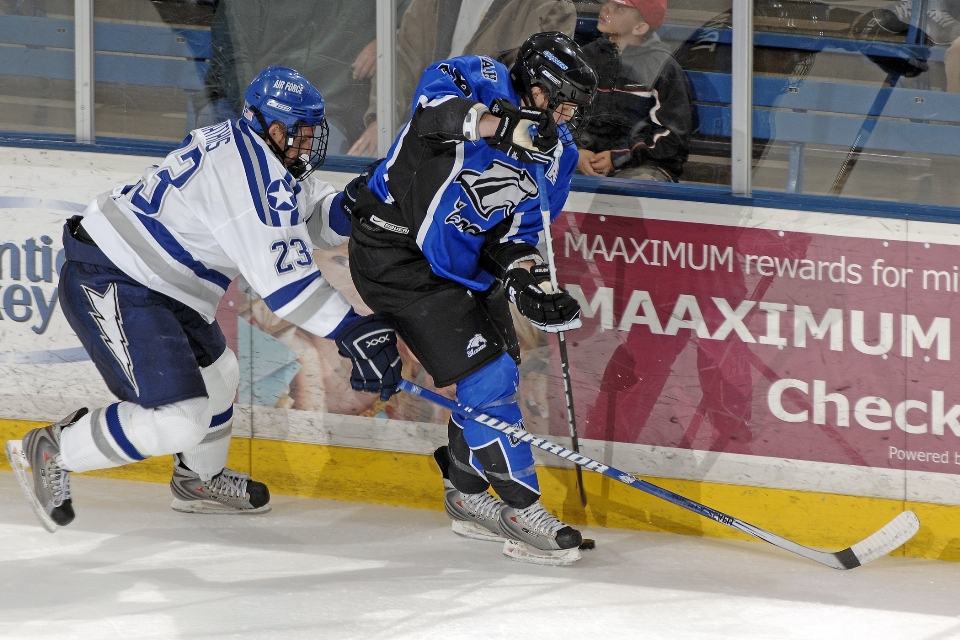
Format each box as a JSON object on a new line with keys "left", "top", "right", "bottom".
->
{"left": 250, "top": 106, "right": 294, "bottom": 166}
{"left": 248, "top": 105, "right": 326, "bottom": 180}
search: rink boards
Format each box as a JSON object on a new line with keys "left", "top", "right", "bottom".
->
{"left": 2, "top": 147, "right": 960, "bottom": 561}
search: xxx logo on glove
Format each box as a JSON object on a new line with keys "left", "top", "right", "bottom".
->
{"left": 364, "top": 334, "right": 391, "bottom": 348}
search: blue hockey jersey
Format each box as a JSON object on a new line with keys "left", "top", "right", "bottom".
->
{"left": 366, "top": 55, "right": 578, "bottom": 291}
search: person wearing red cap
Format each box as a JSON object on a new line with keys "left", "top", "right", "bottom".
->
{"left": 576, "top": 0, "right": 691, "bottom": 181}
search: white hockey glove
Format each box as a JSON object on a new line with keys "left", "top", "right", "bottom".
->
{"left": 504, "top": 264, "right": 582, "bottom": 333}
{"left": 488, "top": 99, "right": 558, "bottom": 165}
{"left": 333, "top": 314, "right": 402, "bottom": 400}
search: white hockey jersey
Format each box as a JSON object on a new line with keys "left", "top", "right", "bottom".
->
{"left": 80, "top": 119, "right": 353, "bottom": 338}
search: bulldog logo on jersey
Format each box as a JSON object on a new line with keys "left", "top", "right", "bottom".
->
{"left": 445, "top": 200, "right": 484, "bottom": 235}
{"left": 457, "top": 161, "right": 537, "bottom": 220}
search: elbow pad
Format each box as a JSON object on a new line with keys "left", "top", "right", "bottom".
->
{"left": 416, "top": 98, "right": 490, "bottom": 145}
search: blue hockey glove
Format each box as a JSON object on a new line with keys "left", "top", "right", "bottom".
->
{"left": 488, "top": 99, "right": 557, "bottom": 165}
{"left": 334, "top": 313, "right": 402, "bottom": 400}
{"left": 504, "top": 264, "right": 582, "bottom": 333}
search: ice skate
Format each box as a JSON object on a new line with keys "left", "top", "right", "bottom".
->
{"left": 170, "top": 453, "right": 271, "bottom": 514}
{"left": 499, "top": 501, "right": 582, "bottom": 566}
{"left": 4, "top": 409, "right": 88, "bottom": 533}
{"left": 445, "top": 487, "right": 507, "bottom": 542}
{"left": 434, "top": 445, "right": 506, "bottom": 541}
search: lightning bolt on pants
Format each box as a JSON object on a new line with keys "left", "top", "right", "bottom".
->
{"left": 57, "top": 258, "right": 229, "bottom": 477}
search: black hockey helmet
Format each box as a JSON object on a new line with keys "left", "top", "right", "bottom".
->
{"left": 510, "top": 32, "right": 598, "bottom": 134}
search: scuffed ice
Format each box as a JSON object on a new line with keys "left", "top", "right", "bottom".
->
{"left": 2, "top": 472, "right": 960, "bottom": 640}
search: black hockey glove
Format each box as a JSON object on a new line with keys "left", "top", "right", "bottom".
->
{"left": 333, "top": 314, "right": 402, "bottom": 400}
{"left": 488, "top": 98, "right": 558, "bottom": 165}
{"left": 504, "top": 264, "right": 582, "bottom": 333}
{"left": 341, "top": 158, "right": 384, "bottom": 219}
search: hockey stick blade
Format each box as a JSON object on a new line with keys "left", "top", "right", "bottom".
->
{"left": 400, "top": 379, "right": 921, "bottom": 570}
{"left": 735, "top": 510, "right": 919, "bottom": 570}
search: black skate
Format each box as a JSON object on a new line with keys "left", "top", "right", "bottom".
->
{"left": 5, "top": 409, "right": 88, "bottom": 533}
{"left": 170, "top": 453, "right": 271, "bottom": 514}
{"left": 499, "top": 501, "right": 583, "bottom": 566}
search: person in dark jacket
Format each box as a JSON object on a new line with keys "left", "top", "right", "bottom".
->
{"left": 577, "top": 0, "right": 692, "bottom": 181}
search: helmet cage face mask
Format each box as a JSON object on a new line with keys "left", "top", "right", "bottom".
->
{"left": 248, "top": 107, "right": 329, "bottom": 180}
{"left": 533, "top": 68, "right": 593, "bottom": 139}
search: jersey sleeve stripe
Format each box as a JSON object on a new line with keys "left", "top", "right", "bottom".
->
{"left": 98, "top": 195, "right": 225, "bottom": 310}
{"left": 133, "top": 212, "right": 231, "bottom": 290}
{"left": 289, "top": 180, "right": 303, "bottom": 226}
{"left": 235, "top": 122, "right": 277, "bottom": 227}
{"left": 263, "top": 271, "right": 324, "bottom": 312}
{"left": 416, "top": 142, "right": 464, "bottom": 248}
{"left": 322, "top": 307, "right": 360, "bottom": 339}
{"left": 251, "top": 140, "right": 286, "bottom": 227}
{"left": 276, "top": 278, "right": 339, "bottom": 328}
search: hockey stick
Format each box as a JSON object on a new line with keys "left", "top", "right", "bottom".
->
{"left": 535, "top": 164, "right": 587, "bottom": 507}
{"left": 828, "top": 78, "right": 899, "bottom": 195}
{"left": 830, "top": 21, "right": 929, "bottom": 194}
{"left": 399, "top": 378, "right": 920, "bottom": 569}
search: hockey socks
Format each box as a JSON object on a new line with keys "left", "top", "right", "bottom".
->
{"left": 59, "top": 398, "right": 209, "bottom": 473}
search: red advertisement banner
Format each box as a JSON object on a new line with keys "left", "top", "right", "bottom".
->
{"left": 552, "top": 211, "right": 960, "bottom": 475}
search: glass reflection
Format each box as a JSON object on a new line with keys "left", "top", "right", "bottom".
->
{"left": 0, "top": 0, "right": 75, "bottom": 136}
{"left": 347, "top": 0, "right": 579, "bottom": 157}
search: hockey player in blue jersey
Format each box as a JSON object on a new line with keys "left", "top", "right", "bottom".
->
{"left": 5, "top": 66, "right": 402, "bottom": 532}
{"left": 347, "top": 32, "right": 598, "bottom": 565}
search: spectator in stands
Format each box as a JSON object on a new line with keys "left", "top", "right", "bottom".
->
{"left": 346, "top": 0, "right": 577, "bottom": 157}
{"left": 855, "top": 1, "right": 960, "bottom": 91}
{"left": 197, "top": 0, "right": 413, "bottom": 153}
{"left": 886, "top": 0, "right": 960, "bottom": 45}
{"left": 576, "top": 0, "right": 691, "bottom": 182}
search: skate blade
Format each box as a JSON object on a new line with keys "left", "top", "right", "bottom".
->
{"left": 171, "top": 497, "right": 272, "bottom": 515}
{"left": 452, "top": 519, "right": 505, "bottom": 542}
{"left": 5, "top": 440, "right": 58, "bottom": 534}
{"left": 502, "top": 539, "right": 582, "bottom": 566}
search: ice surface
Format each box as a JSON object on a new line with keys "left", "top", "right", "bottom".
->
{"left": 2, "top": 472, "right": 960, "bottom": 639}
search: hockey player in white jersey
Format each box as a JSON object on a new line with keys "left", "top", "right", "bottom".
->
{"left": 4, "top": 66, "right": 402, "bottom": 532}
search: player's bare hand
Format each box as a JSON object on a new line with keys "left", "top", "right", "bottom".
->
{"left": 352, "top": 40, "right": 378, "bottom": 80}
{"left": 348, "top": 122, "right": 379, "bottom": 156}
